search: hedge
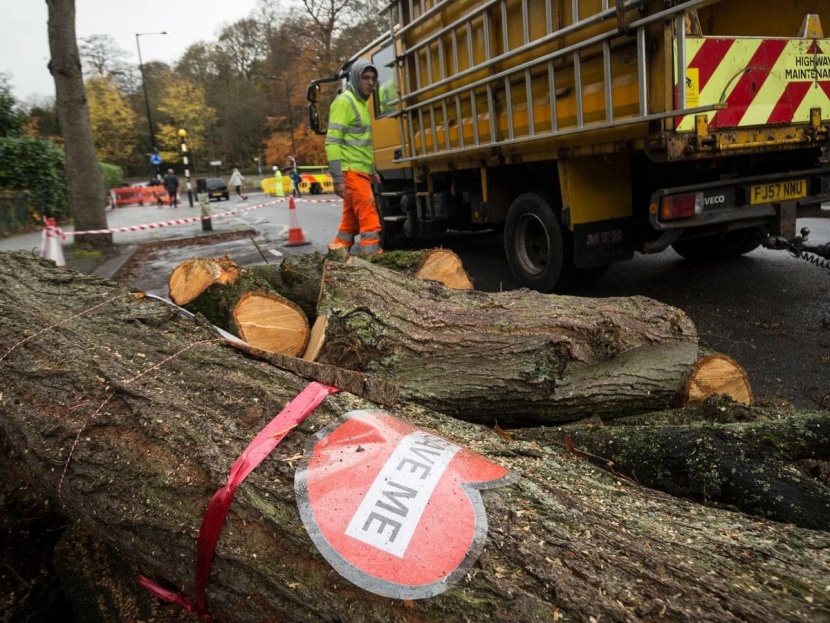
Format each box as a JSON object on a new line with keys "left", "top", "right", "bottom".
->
{"left": 0, "top": 137, "right": 69, "bottom": 220}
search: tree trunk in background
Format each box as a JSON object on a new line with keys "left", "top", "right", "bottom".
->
{"left": 1, "top": 251, "right": 829, "bottom": 623}
{"left": 47, "top": 0, "right": 111, "bottom": 246}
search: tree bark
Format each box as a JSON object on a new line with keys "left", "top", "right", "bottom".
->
{"left": 47, "top": 0, "right": 110, "bottom": 246}
{"left": 549, "top": 402, "right": 830, "bottom": 530}
{"left": 315, "top": 257, "right": 703, "bottom": 426}
{"left": 2, "top": 251, "right": 827, "bottom": 623}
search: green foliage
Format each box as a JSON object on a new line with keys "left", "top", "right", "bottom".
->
{"left": 0, "top": 91, "right": 24, "bottom": 138}
{"left": 98, "top": 162, "right": 123, "bottom": 193}
{"left": 0, "top": 189, "right": 37, "bottom": 235}
{"left": 0, "top": 137, "right": 70, "bottom": 219}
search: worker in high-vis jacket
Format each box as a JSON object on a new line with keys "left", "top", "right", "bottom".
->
{"left": 325, "top": 59, "right": 383, "bottom": 255}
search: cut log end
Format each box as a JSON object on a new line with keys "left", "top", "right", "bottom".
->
{"left": 684, "top": 354, "right": 753, "bottom": 405}
{"left": 168, "top": 256, "right": 241, "bottom": 305}
{"left": 413, "top": 249, "right": 474, "bottom": 290}
{"left": 232, "top": 291, "right": 309, "bottom": 357}
{"left": 302, "top": 315, "right": 328, "bottom": 362}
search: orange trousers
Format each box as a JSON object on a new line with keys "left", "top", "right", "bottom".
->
{"left": 330, "top": 171, "right": 382, "bottom": 254}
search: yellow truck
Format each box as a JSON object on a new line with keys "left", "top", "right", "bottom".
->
{"left": 308, "top": 0, "right": 830, "bottom": 291}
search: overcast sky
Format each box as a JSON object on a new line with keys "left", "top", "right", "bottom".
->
{"left": 1, "top": 0, "right": 262, "bottom": 103}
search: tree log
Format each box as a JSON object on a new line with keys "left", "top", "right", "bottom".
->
{"left": 232, "top": 290, "right": 309, "bottom": 357}
{"left": 547, "top": 398, "right": 830, "bottom": 530}
{"left": 175, "top": 249, "right": 472, "bottom": 329}
{"left": 314, "top": 257, "right": 709, "bottom": 425}
{"left": 2, "top": 251, "right": 827, "bottom": 622}
{"left": 168, "top": 256, "right": 242, "bottom": 306}
{"left": 685, "top": 354, "right": 752, "bottom": 404}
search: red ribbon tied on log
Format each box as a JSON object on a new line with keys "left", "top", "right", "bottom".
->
{"left": 138, "top": 381, "right": 340, "bottom": 620}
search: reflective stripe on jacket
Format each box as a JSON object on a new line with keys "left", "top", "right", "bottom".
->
{"left": 325, "top": 90, "right": 374, "bottom": 178}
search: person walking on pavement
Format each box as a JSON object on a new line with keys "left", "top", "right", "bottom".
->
{"left": 162, "top": 169, "right": 179, "bottom": 208}
{"left": 291, "top": 168, "right": 302, "bottom": 198}
{"left": 325, "top": 59, "right": 383, "bottom": 255}
{"left": 229, "top": 168, "right": 248, "bottom": 201}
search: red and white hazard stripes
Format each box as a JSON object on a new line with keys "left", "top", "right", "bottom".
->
{"left": 677, "top": 36, "right": 830, "bottom": 131}
{"left": 51, "top": 196, "right": 342, "bottom": 238}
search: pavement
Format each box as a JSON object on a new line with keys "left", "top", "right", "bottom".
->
{"left": 0, "top": 193, "right": 312, "bottom": 287}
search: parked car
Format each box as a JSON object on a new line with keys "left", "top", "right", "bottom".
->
{"left": 205, "top": 178, "right": 229, "bottom": 201}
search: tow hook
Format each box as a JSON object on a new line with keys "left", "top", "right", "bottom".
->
{"left": 764, "top": 227, "right": 830, "bottom": 271}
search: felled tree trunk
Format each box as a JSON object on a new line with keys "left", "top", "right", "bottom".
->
{"left": 314, "top": 258, "right": 712, "bottom": 425}
{"left": 548, "top": 401, "right": 830, "bottom": 530}
{"left": 1, "top": 251, "right": 828, "bottom": 623}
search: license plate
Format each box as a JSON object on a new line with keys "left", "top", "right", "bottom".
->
{"left": 211, "top": 192, "right": 223, "bottom": 197}
{"left": 750, "top": 179, "right": 806, "bottom": 205}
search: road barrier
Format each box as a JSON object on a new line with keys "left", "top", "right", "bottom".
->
{"left": 111, "top": 186, "right": 173, "bottom": 207}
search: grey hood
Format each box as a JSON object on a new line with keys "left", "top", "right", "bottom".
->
{"left": 345, "top": 59, "right": 378, "bottom": 102}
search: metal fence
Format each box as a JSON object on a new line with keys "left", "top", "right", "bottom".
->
{"left": 0, "top": 190, "right": 36, "bottom": 237}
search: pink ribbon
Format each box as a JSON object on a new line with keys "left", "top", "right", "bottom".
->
{"left": 138, "top": 381, "right": 340, "bottom": 619}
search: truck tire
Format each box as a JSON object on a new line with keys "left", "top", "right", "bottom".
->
{"left": 505, "top": 192, "right": 576, "bottom": 293}
{"left": 671, "top": 228, "right": 762, "bottom": 261}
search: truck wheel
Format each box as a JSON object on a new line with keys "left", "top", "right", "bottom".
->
{"left": 671, "top": 228, "right": 762, "bottom": 261}
{"left": 505, "top": 192, "right": 575, "bottom": 293}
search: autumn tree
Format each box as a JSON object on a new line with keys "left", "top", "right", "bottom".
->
{"left": 156, "top": 77, "right": 217, "bottom": 167}
{"left": 20, "top": 95, "right": 62, "bottom": 142}
{"left": 294, "top": 0, "right": 372, "bottom": 74}
{"left": 46, "top": 0, "right": 110, "bottom": 246}
{"left": 177, "top": 42, "right": 221, "bottom": 86}
{"left": 264, "top": 121, "right": 325, "bottom": 166}
{"left": 85, "top": 77, "right": 137, "bottom": 167}
{"left": 130, "top": 61, "right": 175, "bottom": 172}
{"left": 260, "top": 1, "right": 387, "bottom": 168}
{"left": 216, "top": 18, "right": 269, "bottom": 81}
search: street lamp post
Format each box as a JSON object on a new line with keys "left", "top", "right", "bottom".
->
{"left": 135, "top": 31, "right": 167, "bottom": 175}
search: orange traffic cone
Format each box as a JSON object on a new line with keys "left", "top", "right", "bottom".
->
{"left": 285, "top": 196, "right": 310, "bottom": 246}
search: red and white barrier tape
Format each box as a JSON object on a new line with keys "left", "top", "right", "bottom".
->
{"left": 47, "top": 196, "right": 342, "bottom": 238}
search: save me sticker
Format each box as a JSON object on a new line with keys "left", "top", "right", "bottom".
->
{"left": 294, "top": 410, "right": 517, "bottom": 599}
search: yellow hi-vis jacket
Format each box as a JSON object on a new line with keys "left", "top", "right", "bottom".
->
{"left": 325, "top": 90, "right": 374, "bottom": 184}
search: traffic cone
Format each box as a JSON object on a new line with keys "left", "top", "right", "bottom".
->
{"left": 285, "top": 196, "right": 310, "bottom": 246}
{"left": 43, "top": 218, "right": 66, "bottom": 267}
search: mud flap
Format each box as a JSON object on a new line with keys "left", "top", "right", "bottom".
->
{"left": 572, "top": 218, "right": 635, "bottom": 268}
